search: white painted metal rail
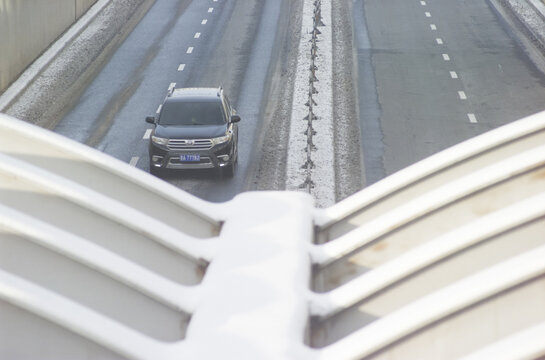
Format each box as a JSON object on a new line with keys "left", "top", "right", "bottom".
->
{"left": 0, "top": 112, "right": 221, "bottom": 238}
{"left": 311, "top": 142, "right": 545, "bottom": 268}
{"left": 317, "top": 245, "right": 545, "bottom": 360}
{"left": 314, "top": 110, "right": 545, "bottom": 242}
{"left": 310, "top": 191, "right": 545, "bottom": 321}
{"left": 1, "top": 108, "right": 545, "bottom": 359}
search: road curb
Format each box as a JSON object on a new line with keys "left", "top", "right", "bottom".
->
{"left": 500, "top": 0, "right": 545, "bottom": 52}
{"left": 528, "top": 0, "right": 545, "bottom": 20}
{"left": 0, "top": 0, "right": 156, "bottom": 130}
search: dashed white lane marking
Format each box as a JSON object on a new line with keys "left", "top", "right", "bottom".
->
{"left": 194, "top": 32, "right": 201, "bottom": 39}
{"left": 419, "top": 5, "right": 475, "bottom": 126}
{"left": 143, "top": 129, "right": 152, "bottom": 139}
{"left": 187, "top": 47, "right": 194, "bottom": 54}
{"left": 156, "top": 104, "right": 162, "bottom": 114}
{"left": 130, "top": 157, "right": 139, "bottom": 167}
{"left": 202, "top": 19, "right": 208, "bottom": 25}
{"left": 168, "top": 82, "right": 176, "bottom": 92}
{"left": 208, "top": 7, "right": 214, "bottom": 12}
{"left": 178, "top": 64, "right": 186, "bottom": 71}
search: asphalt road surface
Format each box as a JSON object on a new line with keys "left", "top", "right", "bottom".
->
{"left": 355, "top": 0, "right": 545, "bottom": 185}
{"left": 55, "top": 0, "right": 297, "bottom": 203}
{"left": 53, "top": 0, "right": 545, "bottom": 202}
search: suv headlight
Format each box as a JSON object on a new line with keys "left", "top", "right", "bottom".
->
{"left": 211, "top": 133, "right": 231, "bottom": 145}
{"left": 151, "top": 135, "right": 168, "bottom": 146}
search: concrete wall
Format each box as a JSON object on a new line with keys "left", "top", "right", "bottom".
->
{"left": 0, "top": 0, "right": 97, "bottom": 93}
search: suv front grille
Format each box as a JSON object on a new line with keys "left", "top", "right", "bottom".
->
{"left": 167, "top": 139, "right": 213, "bottom": 150}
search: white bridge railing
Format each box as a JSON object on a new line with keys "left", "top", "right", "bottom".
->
{"left": 1, "top": 109, "right": 545, "bottom": 360}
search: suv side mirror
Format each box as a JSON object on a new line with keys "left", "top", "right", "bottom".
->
{"left": 145, "top": 116, "right": 156, "bottom": 124}
{"left": 231, "top": 114, "right": 241, "bottom": 123}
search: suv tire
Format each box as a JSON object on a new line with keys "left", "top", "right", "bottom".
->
{"left": 223, "top": 161, "right": 236, "bottom": 177}
{"left": 223, "top": 142, "right": 238, "bottom": 177}
{"left": 150, "top": 165, "right": 165, "bottom": 177}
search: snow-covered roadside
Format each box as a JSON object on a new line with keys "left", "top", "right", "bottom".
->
{"left": 0, "top": 0, "right": 155, "bottom": 129}
{"left": 502, "top": 0, "right": 545, "bottom": 47}
{"left": 286, "top": 0, "right": 335, "bottom": 208}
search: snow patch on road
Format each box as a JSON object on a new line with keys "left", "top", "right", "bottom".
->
{"left": 286, "top": 0, "right": 335, "bottom": 208}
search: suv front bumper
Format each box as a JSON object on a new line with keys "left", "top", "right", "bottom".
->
{"left": 149, "top": 141, "right": 234, "bottom": 170}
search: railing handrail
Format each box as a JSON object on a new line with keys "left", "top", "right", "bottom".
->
{"left": 319, "top": 244, "right": 545, "bottom": 359}
{"left": 310, "top": 190, "right": 545, "bottom": 320}
{"left": 458, "top": 321, "right": 545, "bottom": 360}
{"left": 0, "top": 202, "right": 200, "bottom": 313}
{"left": 315, "top": 111, "right": 545, "bottom": 231}
{"left": 0, "top": 150, "right": 218, "bottom": 263}
{"left": 311, "top": 143, "right": 545, "bottom": 267}
{"left": 0, "top": 113, "right": 222, "bottom": 237}
{"left": 0, "top": 268, "right": 173, "bottom": 360}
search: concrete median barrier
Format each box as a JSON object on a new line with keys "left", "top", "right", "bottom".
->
{"left": 0, "top": 0, "right": 156, "bottom": 129}
{"left": 0, "top": 0, "right": 97, "bottom": 94}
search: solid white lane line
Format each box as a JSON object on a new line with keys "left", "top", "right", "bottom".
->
{"left": 442, "top": 53, "right": 450, "bottom": 61}
{"left": 425, "top": 11, "right": 431, "bottom": 17}
{"left": 187, "top": 47, "right": 194, "bottom": 54}
{"left": 450, "top": 71, "right": 458, "bottom": 79}
{"left": 201, "top": 19, "right": 208, "bottom": 25}
{"left": 436, "top": 38, "right": 443, "bottom": 45}
{"left": 208, "top": 7, "right": 214, "bottom": 13}
{"left": 468, "top": 113, "right": 477, "bottom": 123}
{"left": 194, "top": 32, "right": 201, "bottom": 39}
{"left": 143, "top": 129, "right": 152, "bottom": 139}
{"left": 458, "top": 91, "right": 467, "bottom": 100}
{"left": 430, "top": 24, "right": 437, "bottom": 30}
{"left": 129, "top": 157, "right": 139, "bottom": 167}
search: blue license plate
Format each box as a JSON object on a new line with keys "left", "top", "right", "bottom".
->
{"left": 180, "top": 154, "right": 200, "bottom": 162}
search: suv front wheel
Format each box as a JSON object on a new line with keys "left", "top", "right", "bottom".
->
{"left": 222, "top": 143, "right": 238, "bottom": 177}
{"left": 150, "top": 162, "right": 166, "bottom": 177}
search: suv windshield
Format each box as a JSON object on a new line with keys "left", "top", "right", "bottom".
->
{"left": 159, "top": 99, "right": 225, "bottom": 126}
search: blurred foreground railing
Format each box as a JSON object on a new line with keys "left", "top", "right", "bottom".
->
{"left": 1, "top": 109, "right": 545, "bottom": 360}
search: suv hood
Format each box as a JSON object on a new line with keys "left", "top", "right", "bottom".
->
{"left": 154, "top": 124, "right": 227, "bottom": 139}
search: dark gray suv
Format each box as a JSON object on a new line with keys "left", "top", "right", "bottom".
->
{"left": 146, "top": 87, "right": 240, "bottom": 177}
